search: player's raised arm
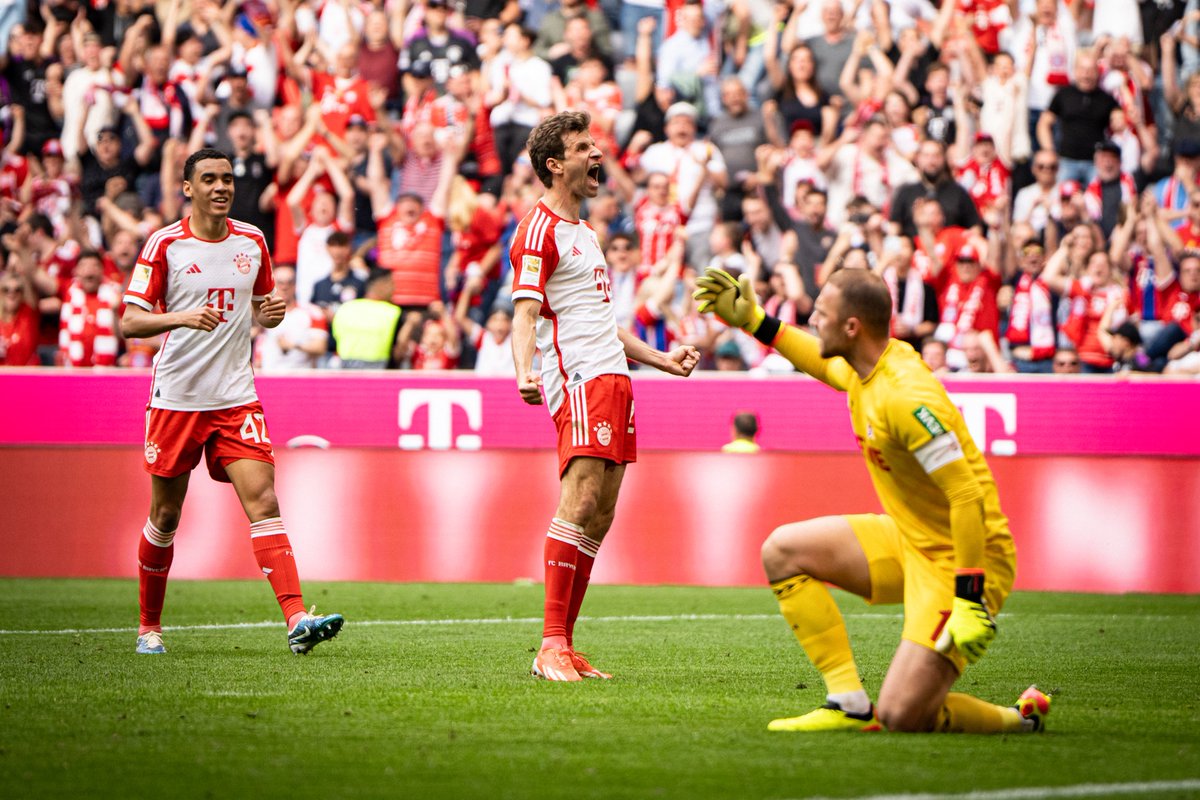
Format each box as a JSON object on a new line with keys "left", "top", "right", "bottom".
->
{"left": 694, "top": 267, "right": 853, "bottom": 390}
{"left": 616, "top": 327, "right": 699, "bottom": 376}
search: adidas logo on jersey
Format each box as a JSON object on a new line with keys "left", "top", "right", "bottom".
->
{"left": 185, "top": 264, "right": 202, "bottom": 275}
{"left": 571, "top": 246, "right": 582, "bottom": 256}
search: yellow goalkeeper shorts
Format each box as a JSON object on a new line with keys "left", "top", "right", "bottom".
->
{"left": 845, "top": 513, "right": 1016, "bottom": 673}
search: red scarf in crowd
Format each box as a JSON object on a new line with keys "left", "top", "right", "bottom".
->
{"left": 59, "top": 280, "right": 121, "bottom": 367}
{"left": 1005, "top": 273, "right": 1056, "bottom": 359}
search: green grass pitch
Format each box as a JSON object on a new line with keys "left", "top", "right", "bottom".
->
{"left": 1, "top": 579, "right": 1198, "bottom": 800}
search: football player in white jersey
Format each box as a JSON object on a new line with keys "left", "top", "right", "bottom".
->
{"left": 121, "top": 148, "right": 343, "bottom": 656}
{"left": 510, "top": 112, "right": 700, "bottom": 681}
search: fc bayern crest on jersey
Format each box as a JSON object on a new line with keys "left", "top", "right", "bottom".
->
{"left": 144, "top": 441, "right": 161, "bottom": 464}
{"left": 593, "top": 421, "right": 612, "bottom": 447}
{"left": 234, "top": 252, "right": 252, "bottom": 274}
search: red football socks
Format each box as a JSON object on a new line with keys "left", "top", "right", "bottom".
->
{"left": 566, "top": 535, "right": 601, "bottom": 647}
{"left": 249, "top": 517, "right": 306, "bottom": 622}
{"left": 541, "top": 518, "right": 583, "bottom": 648}
{"left": 137, "top": 519, "right": 175, "bottom": 634}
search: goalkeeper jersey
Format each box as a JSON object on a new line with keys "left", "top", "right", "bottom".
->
{"left": 789, "top": 334, "right": 1012, "bottom": 557}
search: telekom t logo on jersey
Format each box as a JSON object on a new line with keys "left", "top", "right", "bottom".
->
{"left": 397, "top": 389, "right": 483, "bottom": 450}
{"left": 206, "top": 287, "right": 236, "bottom": 323}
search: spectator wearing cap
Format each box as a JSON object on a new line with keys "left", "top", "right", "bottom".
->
{"left": 1099, "top": 317, "right": 1157, "bottom": 373}
{"left": 400, "top": 0, "right": 480, "bottom": 94}
{"left": 30, "top": 140, "right": 72, "bottom": 231}
{"left": 1037, "top": 50, "right": 1119, "bottom": 186}
{"left": 367, "top": 128, "right": 463, "bottom": 312}
{"left": 635, "top": 102, "right": 729, "bottom": 268}
{"left": 60, "top": 31, "right": 118, "bottom": 164}
{"left": 1152, "top": 139, "right": 1200, "bottom": 231}
{"left": 932, "top": 241, "right": 1007, "bottom": 372}
{"left": 956, "top": 132, "right": 1011, "bottom": 218}
{"left": 1013, "top": 149, "right": 1062, "bottom": 235}
{"left": 535, "top": 0, "right": 613, "bottom": 63}
{"left": 1084, "top": 139, "right": 1135, "bottom": 239}
{"left": 708, "top": 77, "right": 768, "bottom": 220}
{"left": 657, "top": 0, "right": 721, "bottom": 119}
{"left": 486, "top": 24, "right": 552, "bottom": 175}
{"left": 889, "top": 139, "right": 982, "bottom": 239}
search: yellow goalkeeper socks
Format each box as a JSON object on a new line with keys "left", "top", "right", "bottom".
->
{"left": 937, "top": 692, "right": 1028, "bottom": 733}
{"left": 771, "top": 575, "right": 863, "bottom": 695}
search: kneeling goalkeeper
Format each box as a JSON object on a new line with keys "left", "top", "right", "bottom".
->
{"left": 695, "top": 267, "right": 1050, "bottom": 733}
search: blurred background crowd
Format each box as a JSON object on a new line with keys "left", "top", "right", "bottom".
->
{"left": 1, "top": 0, "right": 1199, "bottom": 375}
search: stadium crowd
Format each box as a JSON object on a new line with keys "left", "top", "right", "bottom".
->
{"left": 1, "top": 0, "right": 1199, "bottom": 375}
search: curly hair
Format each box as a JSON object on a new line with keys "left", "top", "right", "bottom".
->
{"left": 526, "top": 110, "right": 592, "bottom": 189}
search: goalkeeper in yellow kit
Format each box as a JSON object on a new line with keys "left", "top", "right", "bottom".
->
{"left": 694, "top": 267, "right": 1051, "bottom": 733}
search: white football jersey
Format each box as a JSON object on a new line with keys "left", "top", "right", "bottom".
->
{"left": 510, "top": 201, "right": 628, "bottom": 415}
{"left": 124, "top": 217, "right": 274, "bottom": 411}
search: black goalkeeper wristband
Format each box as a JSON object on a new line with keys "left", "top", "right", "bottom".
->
{"left": 954, "top": 569, "right": 986, "bottom": 603}
{"left": 752, "top": 314, "right": 782, "bottom": 346}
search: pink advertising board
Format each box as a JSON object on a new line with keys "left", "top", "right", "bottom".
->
{"left": 1, "top": 369, "right": 1197, "bottom": 457}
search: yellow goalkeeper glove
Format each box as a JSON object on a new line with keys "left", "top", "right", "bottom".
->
{"left": 935, "top": 569, "right": 996, "bottom": 665}
{"left": 693, "top": 267, "right": 765, "bottom": 332}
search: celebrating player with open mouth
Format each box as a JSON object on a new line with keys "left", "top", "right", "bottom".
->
{"left": 694, "top": 266, "right": 1050, "bottom": 733}
{"left": 511, "top": 112, "right": 700, "bottom": 681}
{"left": 121, "top": 149, "right": 343, "bottom": 656}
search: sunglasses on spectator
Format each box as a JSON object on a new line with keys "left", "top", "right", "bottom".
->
{"left": 1054, "top": 358, "right": 1079, "bottom": 367}
{"left": 1, "top": 286, "right": 21, "bottom": 294}
{"left": 1034, "top": 162, "right": 1058, "bottom": 170}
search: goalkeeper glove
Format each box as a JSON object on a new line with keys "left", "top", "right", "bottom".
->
{"left": 693, "top": 267, "right": 765, "bottom": 332}
{"left": 935, "top": 569, "right": 996, "bottom": 665}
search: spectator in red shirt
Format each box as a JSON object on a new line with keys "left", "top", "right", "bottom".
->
{"left": 367, "top": 130, "right": 462, "bottom": 312}
{"left": 0, "top": 271, "right": 39, "bottom": 366}
{"left": 1043, "top": 227, "right": 1131, "bottom": 373}
{"left": 932, "top": 242, "right": 1007, "bottom": 372}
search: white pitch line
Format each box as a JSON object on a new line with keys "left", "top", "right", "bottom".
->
{"left": 792, "top": 779, "right": 1200, "bottom": 800}
{"left": 0, "top": 610, "right": 1174, "bottom": 637}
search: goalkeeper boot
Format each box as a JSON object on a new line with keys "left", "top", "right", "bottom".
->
{"left": 531, "top": 646, "right": 582, "bottom": 681}
{"left": 767, "top": 701, "right": 883, "bottom": 732}
{"left": 136, "top": 630, "right": 166, "bottom": 655}
{"left": 569, "top": 649, "right": 612, "bottom": 680}
{"left": 288, "top": 607, "right": 344, "bottom": 654}
{"left": 1015, "top": 685, "right": 1052, "bottom": 732}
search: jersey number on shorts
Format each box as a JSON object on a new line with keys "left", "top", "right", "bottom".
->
{"left": 240, "top": 413, "right": 271, "bottom": 444}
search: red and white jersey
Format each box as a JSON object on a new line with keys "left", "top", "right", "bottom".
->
{"left": 957, "top": 158, "right": 1010, "bottom": 214}
{"left": 633, "top": 196, "right": 687, "bottom": 279}
{"left": 0, "top": 152, "right": 28, "bottom": 207}
{"left": 958, "top": 0, "right": 1011, "bottom": 54}
{"left": 124, "top": 217, "right": 274, "bottom": 411}
{"left": 510, "top": 201, "right": 628, "bottom": 415}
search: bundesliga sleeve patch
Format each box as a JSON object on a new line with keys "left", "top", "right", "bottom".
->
{"left": 129, "top": 264, "right": 152, "bottom": 294}
{"left": 519, "top": 255, "right": 542, "bottom": 286}
{"left": 913, "top": 405, "right": 947, "bottom": 438}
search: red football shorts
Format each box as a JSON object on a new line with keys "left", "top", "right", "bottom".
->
{"left": 551, "top": 373, "right": 637, "bottom": 477}
{"left": 143, "top": 401, "right": 275, "bottom": 483}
